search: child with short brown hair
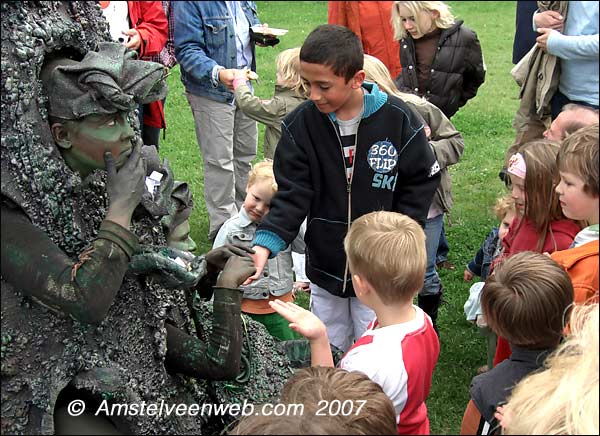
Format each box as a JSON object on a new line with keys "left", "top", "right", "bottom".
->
{"left": 552, "top": 123, "right": 599, "bottom": 304}
{"left": 282, "top": 367, "right": 397, "bottom": 435}
{"left": 500, "top": 303, "right": 599, "bottom": 435}
{"left": 270, "top": 211, "right": 440, "bottom": 434}
{"left": 460, "top": 252, "right": 574, "bottom": 435}
{"left": 229, "top": 367, "right": 397, "bottom": 435}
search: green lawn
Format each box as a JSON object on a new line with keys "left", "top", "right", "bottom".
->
{"left": 161, "top": 2, "right": 520, "bottom": 434}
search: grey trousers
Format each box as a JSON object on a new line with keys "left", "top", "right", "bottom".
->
{"left": 186, "top": 92, "right": 257, "bottom": 239}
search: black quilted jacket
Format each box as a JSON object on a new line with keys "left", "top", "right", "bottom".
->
{"left": 395, "top": 20, "right": 486, "bottom": 118}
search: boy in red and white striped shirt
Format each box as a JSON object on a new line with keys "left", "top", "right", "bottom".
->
{"left": 271, "top": 211, "right": 439, "bottom": 435}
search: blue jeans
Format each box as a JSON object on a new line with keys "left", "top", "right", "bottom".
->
{"left": 420, "top": 214, "right": 444, "bottom": 297}
{"left": 436, "top": 222, "right": 449, "bottom": 264}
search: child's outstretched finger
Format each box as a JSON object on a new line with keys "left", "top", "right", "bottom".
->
{"left": 269, "top": 300, "right": 296, "bottom": 320}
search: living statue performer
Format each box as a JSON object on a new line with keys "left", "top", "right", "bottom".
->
{"left": 1, "top": 2, "right": 293, "bottom": 434}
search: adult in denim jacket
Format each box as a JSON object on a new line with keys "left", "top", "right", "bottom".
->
{"left": 174, "top": 2, "right": 261, "bottom": 240}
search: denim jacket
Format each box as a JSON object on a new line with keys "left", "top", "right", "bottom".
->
{"left": 173, "top": 1, "right": 260, "bottom": 103}
{"left": 467, "top": 227, "right": 501, "bottom": 281}
{"left": 213, "top": 207, "right": 305, "bottom": 300}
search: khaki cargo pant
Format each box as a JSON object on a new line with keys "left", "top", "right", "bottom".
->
{"left": 186, "top": 92, "right": 257, "bottom": 240}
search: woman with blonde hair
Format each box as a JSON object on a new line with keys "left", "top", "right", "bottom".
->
{"left": 363, "top": 53, "right": 465, "bottom": 334}
{"left": 499, "top": 303, "right": 599, "bottom": 435}
{"left": 232, "top": 47, "right": 307, "bottom": 159}
{"left": 391, "top": 1, "right": 485, "bottom": 118}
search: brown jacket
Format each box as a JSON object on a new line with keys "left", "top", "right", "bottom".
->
{"left": 234, "top": 84, "right": 305, "bottom": 159}
{"left": 401, "top": 93, "right": 464, "bottom": 216}
{"left": 509, "top": 1, "right": 569, "bottom": 153}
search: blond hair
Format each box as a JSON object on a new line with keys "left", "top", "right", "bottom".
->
{"left": 391, "top": 1, "right": 456, "bottom": 40}
{"left": 363, "top": 54, "right": 403, "bottom": 98}
{"left": 363, "top": 54, "right": 433, "bottom": 120}
{"left": 247, "top": 159, "right": 277, "bottom": 192}
{"left": 557, "top": 123, "right": 599, "bottom": 197}
{"left": 276, "top": 47, "right": 307, "bottom": 97}
{"left": 503, "top": 304, "right": 599, "bottom": 435}
{"left": 493, "top": 194, "right": 516, "bottom": 222}
{"left": 280, "top": 367, "right": 398, "bottom": 435}
{"left": 344, "top": 211, "right": 426, "bottom": 304}
{"left": 481, "top": 252, "right": 573, "bottom": 349}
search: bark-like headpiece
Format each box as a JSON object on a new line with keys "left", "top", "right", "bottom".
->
{"left": 41, "top": 42, "right": 167, "bottom": 120}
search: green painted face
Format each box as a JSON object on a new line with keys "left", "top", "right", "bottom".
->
{"left": 167, "top": 220, "right": 197, "bottom": 252}
{"left": 59, "top": 111, "right": 134, "bottom": 177}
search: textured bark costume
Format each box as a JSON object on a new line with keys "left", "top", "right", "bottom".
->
{"left": 1, "top": 2, "right": 292, "bottom": 434}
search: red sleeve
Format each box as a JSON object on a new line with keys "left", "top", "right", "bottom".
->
{"left": 460, "top": 400, "right": 484, "bottom": 435}
{"left": 327, "top": 1, "right": 347, "bottom": 26}
{"left": 493, "top": 336, "right": 511, "bottom": 367}
{"left": 549, "top": 229, "right": 578, "bottom": 252}
{"left": 130, "top": 1, "right": 167, "bottom": 58}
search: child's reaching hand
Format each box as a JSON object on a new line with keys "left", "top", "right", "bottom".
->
{"left": 463, "top": 269, "right": 474, "bottom": 281}
{"left": 269, "top": 300, "right": 326, "bottom": 340}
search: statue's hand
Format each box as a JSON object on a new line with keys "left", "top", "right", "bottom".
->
{"left": 205, "top": 244, "right": 255, "bottom": 274}
{"left": 105, "top": 143, "right": 146, "bottom": 227}
{"left": 216, "top": 255, "right": 257, "bottom": 289}
{"left": 130, "top": 245, "right": 206, "bottom": 289}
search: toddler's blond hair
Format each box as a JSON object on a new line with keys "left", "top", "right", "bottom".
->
{"left": 344, "top": 211, "right": 426, "bottom": 304}
{"left": 276, "top": 48, "right": 307, "bottom": 97}
{"left": 493, "top": 194, "right": 516, "bottom": 222}
{"left": 247, "top": 159, "right": 277, "bottom": 192}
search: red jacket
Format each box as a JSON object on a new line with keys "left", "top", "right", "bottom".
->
{"left": 328, "top": 1, "right": 402, "bottom": 78}
{"left": 128, "top": 1, "right": 167, "bottom": 128}
{"left": 493, "top": 216, "right": 580, "bottom": 367}
{"left": 502, "top": 216, "right": 580, "bottom": 257}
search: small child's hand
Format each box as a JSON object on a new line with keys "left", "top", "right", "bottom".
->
{"left": 424, "top": 124, "right": 431, "bottom": 139}
{"left": 494, "top": 405, "right": 512, "bottom": 431}
{"left": 292, "top": 281, "right": 310, "bottom": 297}
{"left": 463, "top": 269, "right": 474, "bottom": 281}
{"left": 269, "top": 300, "right": 326, "bottom": 340}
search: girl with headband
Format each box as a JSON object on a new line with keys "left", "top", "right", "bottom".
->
{"left": 492, "top": 140, "right": 581, "bottom": 367}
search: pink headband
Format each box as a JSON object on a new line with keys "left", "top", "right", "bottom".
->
{"left": 507, "top": 153, "right": 526, "bottom": 179}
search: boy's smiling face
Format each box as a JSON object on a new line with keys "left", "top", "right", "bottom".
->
{"left": 300, "top": 61, "right": 365, "bottom": 119}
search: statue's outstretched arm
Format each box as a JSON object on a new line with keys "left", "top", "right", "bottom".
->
{"left": 164, "top": 255, "right": 256, "bottom": 380}
{"left": 1, "top": 204, "right": 138, "bottom": 325}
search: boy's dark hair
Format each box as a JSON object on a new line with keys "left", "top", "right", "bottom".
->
{"left": 300, "top": 24, "right": 364, "bottom": 82}
{"left": 481, "top": 252, "right": 574, "bottom": 349}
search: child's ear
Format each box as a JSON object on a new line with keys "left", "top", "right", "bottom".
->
{"left": 51, "top": 123, "right": 72, "bottom": 150}
{"left": 431, "top": 9, "right": 440, "bottom": 20}
{"left": 353, "top": 274, "right": 373, "bottom": 296}
{"left": 351, "top": 70, "right": 366, "bottom": 89}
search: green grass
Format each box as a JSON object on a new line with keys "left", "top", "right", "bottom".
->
{"left": 160, "top": 2, "right": 519, "bottom": 433}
